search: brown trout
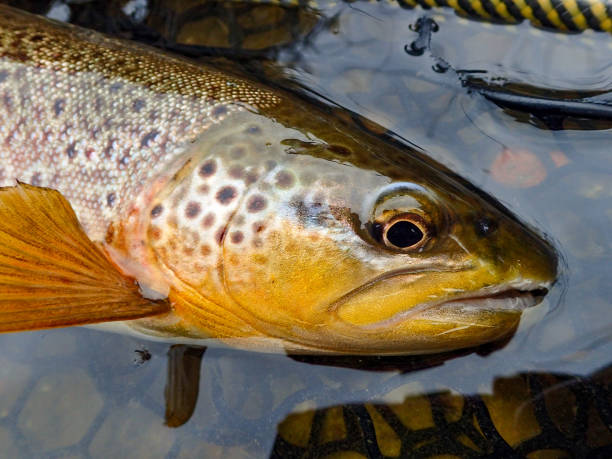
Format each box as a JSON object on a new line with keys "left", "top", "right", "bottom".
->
{"left": 0, "top": 5, "right": 557, "bottom": 355}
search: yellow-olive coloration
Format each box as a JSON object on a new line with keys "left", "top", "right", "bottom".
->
{"left": 0, "top": 5, "right": 557, "bottom": 354}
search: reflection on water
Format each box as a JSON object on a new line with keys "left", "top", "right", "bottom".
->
{"left": 0, "top": 1, "right": 610, "bottom": 457}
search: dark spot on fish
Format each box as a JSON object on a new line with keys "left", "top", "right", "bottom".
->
{"left": 328, "top": 144, "right": 352, "bottom": 157}
{"left": 66, "top": 142, "right": 77, "bottom": 159}
{"left": 247, "top": 195, "right": 267, "bottom": 213}
{"left": 185, "top": 202, "right": 201, "bottom": 218}
{"left": 275, "top": 170, "right": 295, "bottom": 189}
{"left": 109, "top": 82, "right": 123, "bottom": 92}
{"left": 475, "top": 216, "right": 498, "bottom": 237}
{"left": 29, "top": 34, "right": 44, "bottom": 43}
{"left": 246, "top": 125, "right": 261, "bottom": 135}
{"left": 183, "top": 246, "right": 194, "bottom": 256}
{"left": 151, "top": 204, "right": 163, "bottom": 218}
{"left": 30, "top": 173, "right": 41, "bottom": 187}
{"left": 119, "top": 155, "right": 130, "bottom": 167}
{"left": 200, "top": 244, "right": 211, "bottom": 256}
{"left": 211, "top": 105, "right": 228, "bottom": 118}
{"left": 198, "top": 184, "right": 209, "bottom": 194}
{"left": 0, "top": 70, "right": 8, "bottom": 83}
{"left": 132, "top": 99, "right": 146, "bottom": 113}
{"left": 229, "top": 165, "right": 244, "bottom": 179}
{"left": 106, "top": 192, "right": 116, "bottom": 208}
{"left": 216, "top": 186, "right": 237, "bottom": 205}
{"left": 253, "top": 222, "right": 266, "bottom": 233}
{"left": 230, "top": 231, "right": 244, "bottom": 244}
{"left": 53, "top": 99, "right": 65, "bottom": 117}
{"left": 202, "top": 213, "right": 215, "bottom": 228}
{"left": 140, "top": 130, "right": 159, "bottom": 148}
{"left": 199, "top": 160, "right": 216, "bottom": 178}
{"left": 215, "top": 226, "right": 227, "bottom": 245}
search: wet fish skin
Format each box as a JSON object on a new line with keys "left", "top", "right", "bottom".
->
{"left": 0, "top": 5, "right": 557, "bottom": 354}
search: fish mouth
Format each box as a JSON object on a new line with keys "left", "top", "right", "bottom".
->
{"left": 364, "top": 282, "right": 551, "bottom": 330}
{"left": 434, "top": 287, "right": 549, "bottom": 313}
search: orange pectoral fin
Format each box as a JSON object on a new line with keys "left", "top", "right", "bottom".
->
{"left": 0, "top": 183, "right": 170, "bottom": 332}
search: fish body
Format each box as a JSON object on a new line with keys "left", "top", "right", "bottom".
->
{"left": 0, "top": 5, "right": 557, "bottom": 354}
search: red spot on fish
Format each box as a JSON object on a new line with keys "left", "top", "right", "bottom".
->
{"left": 230, "top": 231, "right": 244, "bottom": 244}
{"left": 275, "top": 170, "right": 295, "bottom": 189}
{"left": 202, "top": 213, "right": 215, "bottom": 228}
{"left": 252, "top": 222, "right": 266, "bottom": 233}
{"left": 247, "top": 195, "right": 267, "bottom": 213}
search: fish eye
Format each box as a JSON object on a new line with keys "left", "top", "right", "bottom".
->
{"left": 376, "top": 213, "right": 430, "bottom": 251}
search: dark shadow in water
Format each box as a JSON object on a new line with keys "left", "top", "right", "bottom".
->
{"left": 162, "top": 344, "right": 611, "bottom": 456}
{"left": 270, "top": 363, "right": 612, "bottom": 458}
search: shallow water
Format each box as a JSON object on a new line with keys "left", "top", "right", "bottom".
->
{"left": 0, "top": 1, "right": 611, "bottom": 457}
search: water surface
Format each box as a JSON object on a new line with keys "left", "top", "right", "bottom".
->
{"left": 0, "top": 1, "right": 610, "bottom": 457}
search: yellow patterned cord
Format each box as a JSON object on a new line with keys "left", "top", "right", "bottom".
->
{"left": 250, "top": 0, "right": 612, "bottom": 32}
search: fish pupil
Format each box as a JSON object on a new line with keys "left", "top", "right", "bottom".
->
{"left": 386, "top": 221, "right": 423, "bottom": 248}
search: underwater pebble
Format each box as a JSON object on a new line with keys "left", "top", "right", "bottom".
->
{"left": 569, "top": 172, "right": 612, "bottom": 200}
{"left": 17, "top": 370, "right": 102, "bottom": 452}
{"left": 546, "top": 210, "right": 606, "bottom": 260}
{"left": 0, "top": 357, "right": 31, "bottom": 419}
{"left": 34, "top": 331, "right": 77, "bottom": 358}
{"left": 537, "top": 318, "right": 577, "bottom": 352}
{"left": 89, "top": 401, "right": 174, "bottom": 458}
{"left": 549, "top": 151, "right": 570, "bottom": 168}
{"left": 177, "top": 439, "right": 257, "bottom": 459}
{"left": 490, "top": 148, "right": 547, "bottom": 188}
{"left": 330, "top": 69, "right": 375, "bottom": 95}
{"left": 0, "top": 427, "right": 20, "bottom": 458}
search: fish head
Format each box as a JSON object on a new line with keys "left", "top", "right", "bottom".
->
{"left": 137, "top": 110, "right": 557, "bottom": 354}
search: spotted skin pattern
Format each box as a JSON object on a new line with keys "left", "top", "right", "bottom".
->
{"left": 0, "top": 6, "right": 280, "bottom": 240}
{"left": 136, "top": 111, "right": 387, "bottom": 342}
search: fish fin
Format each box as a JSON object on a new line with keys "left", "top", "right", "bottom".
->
{"left": 0, "top": 183, "right": 170, "bottom": 332}
{"left": 165, "top": 344, "right": 206, "bottom": 427}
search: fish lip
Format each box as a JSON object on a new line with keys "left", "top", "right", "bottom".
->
{"left": 360, "top": 280, "right": 552, "bottom": 330}
{"left": 327, "top": 263, "right": 474, "bottom": 313}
